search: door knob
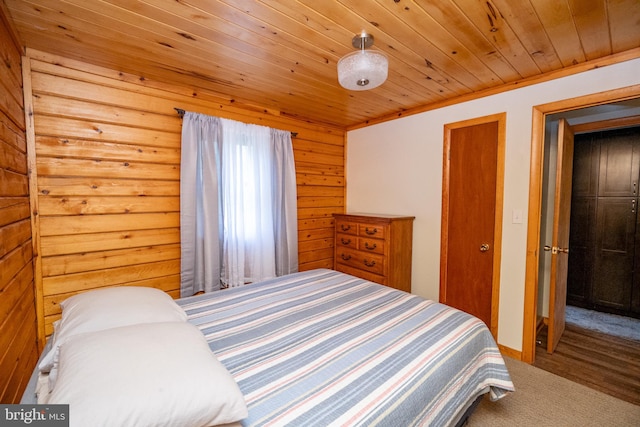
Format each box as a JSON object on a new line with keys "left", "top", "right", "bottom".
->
{"left": 480, "top": 243, "right": 490, "bottom": 252}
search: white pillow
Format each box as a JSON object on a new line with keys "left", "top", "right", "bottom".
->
{"left": 39, "top": 286, "right": 187, "bottom": 376}
{"left": 47, "top": 322, "right": 248, "bottom": 427}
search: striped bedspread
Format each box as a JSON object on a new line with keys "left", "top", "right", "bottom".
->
{"left": 178, "top": 269, "right": 513, "bottom": 427}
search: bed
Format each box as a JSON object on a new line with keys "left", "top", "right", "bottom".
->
{"left": 23, "top": 269, "right": 514, "bottom": 427}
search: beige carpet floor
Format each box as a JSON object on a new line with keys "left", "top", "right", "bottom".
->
{"left": 467, "top": 357, "right": 640, "bottom": 427}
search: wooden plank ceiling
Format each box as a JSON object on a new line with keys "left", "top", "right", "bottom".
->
{"left": 4, "top": 0, "right": 640, "bottom": 129}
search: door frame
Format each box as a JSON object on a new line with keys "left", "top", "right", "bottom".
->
{"left": 441, "top": 113, "right": 506, "bottom": 339}
{"left": 522, "top": 84, "right": 640, "bottom": 364}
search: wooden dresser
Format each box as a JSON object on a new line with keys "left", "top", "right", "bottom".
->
{"left": 333, "top": 213, "right": 415, "bottom": 293}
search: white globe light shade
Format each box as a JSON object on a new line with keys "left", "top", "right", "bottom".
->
{"left": 337, "top": 50, "right": 388, "bottom": 91}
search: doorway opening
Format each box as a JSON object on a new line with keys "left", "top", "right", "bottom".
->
{"left": 523, "top": 87, "right": 640, "bottom": 404}
{"left": 538, "top": 116, "right": 640, "bottom": 354}
{"left": 522, "top": 84, "right": 640, "bottom": 364}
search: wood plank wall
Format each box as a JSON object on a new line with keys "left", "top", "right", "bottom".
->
{"left": 0, "top": 9, "right": 38, "bottom": 403}
{"left": 24, "top": 49, "right": 345, "bottom": 345}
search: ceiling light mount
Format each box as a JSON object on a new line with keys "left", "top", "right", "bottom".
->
{"left": 337, "top": 31, "right": 388, "bottom": 91}
{"left": 352, "top": 32, "right": 375, "bottom": 50}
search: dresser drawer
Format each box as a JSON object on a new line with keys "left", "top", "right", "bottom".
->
{"left": 358, "top": 237, "right": 385, "bottom": 255}
{"left": 335, "top": 219, "right": 358, "bottom": 235}
{"left": 335, "top": 247, "right": 385, "bottom": 275}
{"left": 336, "top": 233, "right": 356, "bottom": 248}
{"left": 358, "top": 223, "right": 386, "bottom": 239}
{"left": 335, "top": 264, "right": 386, "bottom": 286}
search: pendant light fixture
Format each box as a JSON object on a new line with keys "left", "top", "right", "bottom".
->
{"left": 337, "top": 32, "right": 388, "bottom": 91}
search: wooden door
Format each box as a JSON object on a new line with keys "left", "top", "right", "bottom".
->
{"left": 593, "top": 129, "right": 640, "bottom": 312}
{"left": 593, "top": 198, "right": 636, "bottom": 310}
{"left": 634, "top": 201, "right": 640, "bottom": 313}
{"left": 567, "top": 134, "right": 598, "bottom": 305}
{"left": 597, "top": 131, "right": 640, "bottom": 197}
{"left": 547, "top": 119, "right": 574, "bottom": 354}
{"left": 441, "top": 114, "right": 505, "bottom": 336}
{"left": 567, "top": 127, "right": 640, "bottom": 315}
{"left": 566, "top": 197, "right": 596, "bottom": 304}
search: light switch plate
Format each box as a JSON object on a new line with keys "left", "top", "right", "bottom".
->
{"left": 512, "top": 209, "right": 523, "bottom": 224}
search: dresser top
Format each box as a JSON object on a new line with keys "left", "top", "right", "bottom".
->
{"left": 333, "top": 213, "right": 415, "bottom": 222}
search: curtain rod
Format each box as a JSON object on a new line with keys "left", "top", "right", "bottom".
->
{"left": 174, "top": 108, "right": 298, "bottom": 138}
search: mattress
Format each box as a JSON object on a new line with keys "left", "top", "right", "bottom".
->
{"left": 177, "top": 269, "right": 514, "bottom": 426}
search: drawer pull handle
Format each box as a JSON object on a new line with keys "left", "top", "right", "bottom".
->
{"left": 365, "top": 227, "right": 377, "bottom": 235}
{"left": 341, "top": 238, "right": 352, "bottom": 245}
{"left": 364, "top": 242, "right": 377, "bottom": 250}
{"left": 341, "top": 254, "right": 352, "bottom": 261}
{"left": 364, "top": 259, "right": 376, "bottom": 267}
{"left": 340, "top": 224, "right": 351, "bottom": 231}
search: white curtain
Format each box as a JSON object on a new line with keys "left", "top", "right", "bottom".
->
{"left": 180, "top": 113, "right": 222, "bottom": 297}
{"left": 270, "top": 128, "right": 299, "bottom": 277}
{"left": 180, "top": 112, "right": 298, "bottom": 297}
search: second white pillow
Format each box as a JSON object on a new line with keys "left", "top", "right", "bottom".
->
{"left": 39, "top": 286, "right": 187, "bottom": 380}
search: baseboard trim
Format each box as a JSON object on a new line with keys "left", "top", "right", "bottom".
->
{"left": 499, "top": 344, "right": 522, "bottom": 361}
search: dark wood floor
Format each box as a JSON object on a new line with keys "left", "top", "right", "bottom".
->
{"left": 535, "top": 322, "right": 640, "bottom": 406}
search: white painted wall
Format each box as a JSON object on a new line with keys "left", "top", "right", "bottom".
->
{"left": 345, "top": 58, "right": 640, "bottom": 352}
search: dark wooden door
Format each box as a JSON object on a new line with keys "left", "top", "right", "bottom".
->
{"left": 441, "top": 116, "right": 503, "bottom": 333}
{"left": 598, "top": 132, "right": 640, "bottom": 197}
{"left": 634, "top": 205, "right": 640, "bottom": 314}
{"left": 567, "top": 197, "right": 596, "bottom": 304}
{"left": 594, "top": 129, "right": 640, "bottom": 312}
{"left": 572, "top": 134, "right": 600, "bottom": 198}
{"left": 567, "top": 126, "right": 640, "bottom": 317}
{"left": 567, "top": 135, "right": 598, "bottom": 304}
{"left": 593, "top": 198, "right": 636, "bottom": 310}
